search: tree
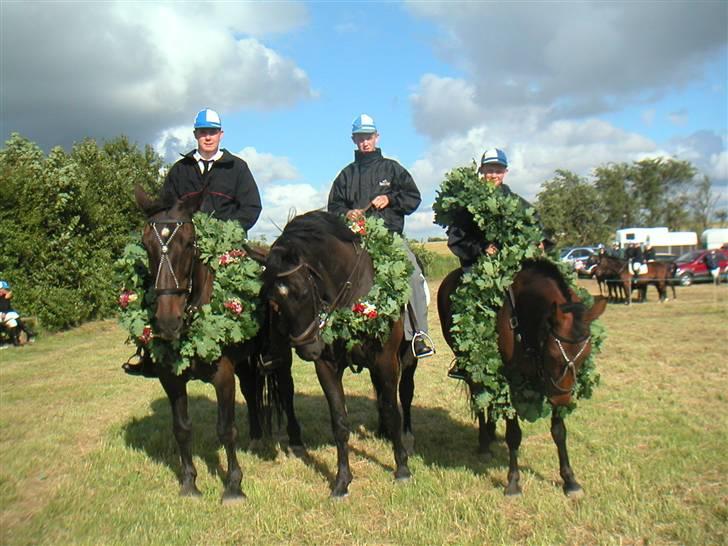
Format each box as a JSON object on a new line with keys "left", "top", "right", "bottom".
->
{"left": 0, "top": 133, "right": 164, "bottom": 330}
{"left": 535, "top": 169, "right": 611, "bottom": 247}
{"left": 688, "top": 175, "right": 720, "bottom": 233}
{"left": 629, "top": 157, "right": 696, "bottom": 229}
{"left": 593, "top": 162, "right": 637, "bottom": 229}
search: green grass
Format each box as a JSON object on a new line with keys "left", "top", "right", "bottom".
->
{"left": 1, "top": 280, "right": 726, "bottom": 545}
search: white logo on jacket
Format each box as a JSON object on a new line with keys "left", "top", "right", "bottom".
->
{"left": 379, "top": 179, "right": 390, "bottom": 187}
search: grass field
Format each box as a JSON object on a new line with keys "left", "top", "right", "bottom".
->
{"left": 1, "top": 279, "right": 726, "bottom": 545}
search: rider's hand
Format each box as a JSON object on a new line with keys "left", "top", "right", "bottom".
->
{"left": 371, "top": 195, "right": 390, "bottom": 210}
{"left": 485, "top": 243, "right": 498, "bottom": 256}
{"left": 346, "top": 209, "right": 365, "bottom": 221}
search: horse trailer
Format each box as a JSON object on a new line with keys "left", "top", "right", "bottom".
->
{"left": 615, "top": 227, "right": 697, "bottom": 255}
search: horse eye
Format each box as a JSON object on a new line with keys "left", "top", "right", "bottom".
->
{"left": 276, "top": 283, "right": 289, "bottom": 297}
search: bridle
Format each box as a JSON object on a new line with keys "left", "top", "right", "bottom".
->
{"left": 274, "top": 243, "right": 366, "bottom": 348}
{"left": 148, "top": 219, "right": 197, "bottom": 298}
{"left": 541, "top": 325, "right": 591, "bottom": 395}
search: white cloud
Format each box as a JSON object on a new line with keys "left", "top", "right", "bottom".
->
{"left": 1, "top": 2, "right": 314, "bottom": 151}
{"left": 234, "top": 147, "right": 299, "bottom": 186}
{"left": 410, "top": 75, "right": 482, "bottom": 139}
{"left": 249, "top": 183, "right": 328, "bottom": 241}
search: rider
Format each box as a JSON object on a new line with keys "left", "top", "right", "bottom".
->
{"left": 0, "top": 280, "right": 36, "bottom": 347}
{"left": 643, "top": 240, "right": 656, "bottom": 262}
{"left": 327, "top": 114, "right": 434, "bottom": 359}
{"left": 123, "top": 108, "right": 263, "bottom": 376}
{"left": 444, "top": 148, "right": 548, "bottom": 379}
{"left": 625, "top": 242, "right": 644, "bottom": 275}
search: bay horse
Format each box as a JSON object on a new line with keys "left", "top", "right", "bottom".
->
{"left": 133, "top": 186, "right": 303, "bottom": 502}
{"left": 633, "top": 261, "right": 677, "bottom": 302}
{"left": 438, "top": 259, "right": 607, "bottom": 497}
{"left": 252, "top": 210, "right": 417, "bottom": 498}
{"left": 592, "top": 255, "right": 631, "bottom": 304}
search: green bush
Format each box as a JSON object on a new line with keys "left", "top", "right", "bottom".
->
{"left": 0, "top": 133, "right": 163, "bottom": 331}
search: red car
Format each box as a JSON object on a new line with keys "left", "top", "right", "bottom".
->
{"left": 674, "top": 249, "right": 728, "bottom": 286}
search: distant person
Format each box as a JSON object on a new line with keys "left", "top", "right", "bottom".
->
{"left": 124, "top": 108, "right": 263, "bottom": 376}
{"left": 704, "top": 249, "right": 721, "bottom": 286}
{"left": 625, "top": 243, "right": 644, "bottom": 275}
{"left": 644, "top": 242, "right": 656, "bottom": 262}
{"left": 328, "top": 113, "right": 434, "bottom": 359}
{"left": 0, "top": 280, "right": 35, "bottom": 347}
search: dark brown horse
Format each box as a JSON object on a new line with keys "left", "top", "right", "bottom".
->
{"left": 133, "top": 187, "right": 303, "bottom": 502}
{"left": 593, "top": 255, "right": 676, "bottom": 304}
{"left": 253, "top": 211, "right": 417, "bottom": 498}
{"left": 633, "top": 261, "right": 677, "bottom": 302}
{"left": 592, "top": 255, "right": 631, "bottom": 303}
{"left": 438, "top": 259, "right": 607, "bottom": 497}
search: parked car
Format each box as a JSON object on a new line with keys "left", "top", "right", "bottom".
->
{"left": 559, "top": 247, "right": 597, "bottom": 273}
{"left": 674, "top": 249, "right": 728, "bottom": 286}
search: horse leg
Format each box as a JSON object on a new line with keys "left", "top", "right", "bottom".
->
{"left": 315, "top": 358, "right": 353, "bottom": 498}
{"left": 399, "top": 356, "right": 417, "bottom": 456}
{"left": 212, "top": 356, "right": 245, "bottom": 503}
{"left": 504, "top": 416, "right": 522, "bottom": 496}
{"left": 158, "top": 370, "right": 201, "bottom": 497}
{"left": 551, "top": 413, "right": 583, "bottom": 498}
{"left": 477, "top": 409, "right": 497, "bottom": 458}
{"left": 236, "top": 355, "right": 264, "bottom": 449}
{"left": 371, "top": 357, "right": 411, "bottom": 483}
{"left": 275, "top": 355, "right": 304, "bottom": 453}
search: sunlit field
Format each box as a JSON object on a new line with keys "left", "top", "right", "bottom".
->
{"left": 1, "top": 279, "right": 726, "bottom": 545}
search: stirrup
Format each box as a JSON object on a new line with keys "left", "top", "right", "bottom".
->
{"left": 411, "top": 331, "right": 435, "bottom": 359}
{"left": 447, "top": 357, "right": 467, "bottom": 380}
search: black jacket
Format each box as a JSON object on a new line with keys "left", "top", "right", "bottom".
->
{"left": 327, "top": 148, "right": 421, "bottom": 234}
{"left": 704, "top": 252, "right": 720, "bottom": 270}
{"left": 446, "top": 183, "right": 535, "bottom": 268}
{"left": 162, "top": 149, "right": 262, "bottom": 232}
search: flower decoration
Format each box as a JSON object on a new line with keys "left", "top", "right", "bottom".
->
{"left": 118, "top": 290, "right": 138, "bottom": 309}
{"left": 218, "top": 248, "right": 246, "bottom": 266}
{"left": 139, "top": 325, "right": 153, "bottom": 345}
{"left": 348, "top": 218, "right": 367, "bottom": 235}
{"left": 223, "top": 298, "right": 244, "bottom": 315}
{"left": 352, "top": 301, "right": 378, "bottom": 319}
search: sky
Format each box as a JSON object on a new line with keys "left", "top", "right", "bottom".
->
{"left": 1, "top": 1, "right": 726, "bottom": 241}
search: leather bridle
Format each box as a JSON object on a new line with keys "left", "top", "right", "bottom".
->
{"left": 148, "top": 219, "right": 197, "bottom": 298}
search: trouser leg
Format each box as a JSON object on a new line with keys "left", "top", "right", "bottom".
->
{"left": 402, "top": 243, "right": 428, "bottom": 340}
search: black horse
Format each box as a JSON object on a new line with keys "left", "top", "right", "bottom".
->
{"left": 133, "top": 187, "right": 303, "bottom": 502}
{"left": 252, "top": 210, "right": 417, "bottom": 498}
{"left": 438, "top": 259, "right": 607, "bottom": 496}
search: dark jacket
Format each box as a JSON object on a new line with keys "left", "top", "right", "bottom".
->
{"left": 327, "top": 148, "right": 421, "bottom": 234}
{"left": 446, "top": 183, "right": 535, "bottom": 268}
{"left": 162, "top": 149, "right": 262, "bottom": 232}
{"left": 704, "top": 252, "right": 720, "bottom": 270}
{"left": 625, "top": 246, "right": 644, "bottom": 262}
{"left": 644, "top": 247, "right": 656, "bottom": 261}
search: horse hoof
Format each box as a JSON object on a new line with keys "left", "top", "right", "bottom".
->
{"left": 504, "top": 484, "right": 522, "bottom": 497}
{"left": 564, "top": 485, "right": 584, "bottom": 499}
{"left": 330, "top": 490, "right": 349, "bottom": 500}
{"left": 248, "top": 438, "right": 264, "bottom": 451}
{"left": 221, "top": 490, "right": 247, "bottom": 505}
{"left": 180, "top": 485, "right": 202, "bottom": 498}
{"left": 288, "top": 444, "right": 307, "bottom": 458}
{"left": 394, "top": 467, "right": 412, "bottom": 481}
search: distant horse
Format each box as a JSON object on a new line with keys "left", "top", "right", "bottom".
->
{"left": 592, "top": 255, "right": 632, "bottom": 304}
{"left": 253, "top": 210, "right": 418, "bottom": 498}
{"left": 633, "top": 261, "right": 677, "bottom": 302}
{"left": 438, "top": 259, "right": 607, "bottom": 497}
{"left": 133, "top": 186, "right": 302, "bottom": 501}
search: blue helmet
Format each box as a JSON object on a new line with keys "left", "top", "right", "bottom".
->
{"left": 481, "top": 148, "right": 508, "bottom": 167}
{"left": 352, "top": 114, "right": 377, "bottom": 134}
{"left": 194, "top": 108, "right": 222, "bottom": 129}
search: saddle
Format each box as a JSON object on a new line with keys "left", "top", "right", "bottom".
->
{"left": 630, "top": 262, "right": 648, "bottom": 275}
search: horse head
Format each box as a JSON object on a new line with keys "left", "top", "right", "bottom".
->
{"left": 134, "top": 185, "right": 204, "bottom": 341}
{"left": 541, "top": 295, "right": 607, "bottom": 405}
{"left": 256, "top": 211, "right": 370, "bottom": 362}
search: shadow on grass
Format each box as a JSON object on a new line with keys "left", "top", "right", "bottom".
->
{"left": 122, "top": 388, "right": 548, "bottom": 493}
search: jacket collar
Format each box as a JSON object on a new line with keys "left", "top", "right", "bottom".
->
{"left": 354, "top": 148, "right": 383, "bottom": 165}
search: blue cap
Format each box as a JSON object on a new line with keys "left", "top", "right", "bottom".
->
{"left": 0, "top": 281, "right": 9, "bottom": 290}
{"left": 481, "top": 148, "right": 508, "bottom": 167}
{"left": 352, "top": 114, "right": 377, "bottom": 134}
{"left": 194, "top": 108, "right": 222, "bottom": 129}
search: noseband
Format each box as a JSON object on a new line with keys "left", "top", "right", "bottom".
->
{"left": 542, "top": 328, "right": 591, "bottom": 395}
{"left": 149, "top": 219, "right": 197, "bottom": 297}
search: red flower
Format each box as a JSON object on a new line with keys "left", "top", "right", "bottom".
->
{"left": 352, "top": 302, "right": 366, "bottom": 313}
{"left": 118, "top": 291, "right": 138, "bottom": 309}
{"left": 139, "top": 326, "right": 153, "bottom": 345}
{"left": 367, "top": 310, "right": 378, "bottom": 319}
{"left": 224, "top": 299, "right": 244, "bottom": 315}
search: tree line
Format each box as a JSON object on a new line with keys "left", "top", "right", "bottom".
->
{"left": 534, "top": 158, "right": 725, "bottom": 248}
{"left": 1, "top": 133, "right": 723, "bottom": 330}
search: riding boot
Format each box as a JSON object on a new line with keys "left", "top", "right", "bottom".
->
{"left": 11, "top": 326, "right": 23, "bottom": 346}
{"left": 122, "top": 349, "right": 157, "bottom": 378}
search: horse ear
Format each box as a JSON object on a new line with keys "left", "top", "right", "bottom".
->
{"left": 243, "top": 243, "right": 268, "bottom": 265}
{"left": 585, "top": 296, "right": 608, "bottom": 323}
{"left": 134, "top": 185, "right": 156, "bottom": 215}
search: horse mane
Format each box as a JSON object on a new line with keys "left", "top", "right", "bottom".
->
{"left": 265, "top": 211, "right": 359, "bottom": 281}
{"left": 141, "top": 191, "right": 178, "bottom": 218}
{"left": 521, "top": 258, "right": 574, "bottom": 302}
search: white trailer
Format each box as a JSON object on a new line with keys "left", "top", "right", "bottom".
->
{"left": 701, "top": 228, "right": 728, "bottom": 249}
{"left": 615, "top": 227, "right": 697, "bottom": 255}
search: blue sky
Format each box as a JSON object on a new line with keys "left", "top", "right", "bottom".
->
{"left": 2, "top": 1, "right": 726, "bottom": 241}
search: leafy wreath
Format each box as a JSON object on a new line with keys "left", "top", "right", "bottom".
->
{"left": 319, "top": 216, "right": 413, "bottom": 350}
{"left": 114, "top": 213, "right": 263, "bottom": 375}
{"left": 433, "top": 166, "right": 606, "bottom": 422}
